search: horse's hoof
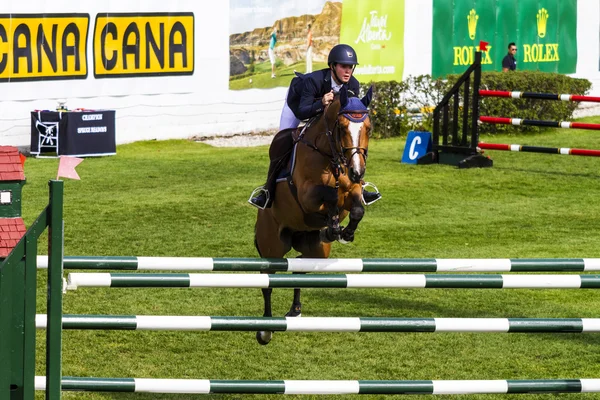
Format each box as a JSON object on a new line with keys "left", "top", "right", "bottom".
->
{"left": 256, "top": 331, "right": 272, "bottom": 345}
{"left": 285, "top": 307, "right": 302, "bottom": 318}
{"left": 339, "top": 229, "right": 354, "bottom": 244}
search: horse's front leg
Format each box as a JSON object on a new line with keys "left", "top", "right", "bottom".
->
{"left": 340, "top": 187, "right": 365, "bottom": 244}
{"left": 321, "top": 205, "right": 341, "bottom": 243}
{"left": 317, "top": 185, "right": 341, "bottom": 243}
{"left": 298, "top": 183, "right": 340, "bottom": 243}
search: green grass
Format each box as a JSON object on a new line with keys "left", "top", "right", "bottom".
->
{"left": 229, "top": 62, "right": 328, "bottom": 90}
{"left": 28, "top": 116, "right": 600, "bottom": 399}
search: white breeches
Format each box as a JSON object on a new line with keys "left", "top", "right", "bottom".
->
{"left": 279, "top": 92, "right": 301, "bottom": 131}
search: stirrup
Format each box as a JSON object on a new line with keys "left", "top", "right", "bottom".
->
{"left": 362, "top": 182, "right": 381, "bottom": 206}
{"left": 248, "top": 186, "right": 270, "bottom": 210}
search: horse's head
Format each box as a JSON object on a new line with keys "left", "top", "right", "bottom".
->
{"left": 325, "top": 86, "right": 373, "bottom": 184}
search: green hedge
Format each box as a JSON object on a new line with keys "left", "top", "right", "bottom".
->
{"left": 362, "top": 72, "right": 592, "bottom": 138}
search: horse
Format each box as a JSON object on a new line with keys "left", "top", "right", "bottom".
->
{"left": 253, "top": 86, "right": 373, "bottom": 345}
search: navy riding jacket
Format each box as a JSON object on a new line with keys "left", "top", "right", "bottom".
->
{"left": 286, "top": 68, "right": 360, "bottom": 121}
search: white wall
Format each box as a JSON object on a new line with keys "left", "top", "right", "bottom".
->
{"left": 574, "top": 0, "right": 600, "bottom": 92}
{"left": 1, "top": 0, "right": 599, "bottom": 148}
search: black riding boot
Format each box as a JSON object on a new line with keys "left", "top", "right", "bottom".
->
{"left": 361, "top": 181, "right": 382, "bottom": 205}
{"left": 249, "top": 129, "right": 295, "bottom": 209}
{"left": 363, "top": 190, "right": 381, "bottom": 204}
{"left": 249, "top": 159, "right": 280, "bottom": 209}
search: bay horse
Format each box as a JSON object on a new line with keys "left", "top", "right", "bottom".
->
{"left": 253, "top": 86, "right": 373, "bottom": 345}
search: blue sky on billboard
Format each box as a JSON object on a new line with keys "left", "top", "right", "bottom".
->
{"left": 230, "top": 0, "right": 341, "bottom": 34}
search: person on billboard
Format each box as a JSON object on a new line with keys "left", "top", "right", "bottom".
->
{"left": 502, "top": 42, "right": 517, "bottom": 72}
{"left": 269, "top": 28, "right": 278, "bottom": 78}
{"left": 248, "top": 44, "right": 381, "bottom": 209}
{"left": 306, "top": 23, "right": 313, "bottom": 73}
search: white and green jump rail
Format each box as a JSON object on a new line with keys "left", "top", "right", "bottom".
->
{"left": 66, "top": 272, "right": 600, "bottom": 290}
{"left": 34, "top": 315, "right": 600, "bottom": 333}
{"left": 38, "top": 255, "right": 600, "bottom": 272}
{"left": 33, "top": 377, "right": 600, "bottom": 395}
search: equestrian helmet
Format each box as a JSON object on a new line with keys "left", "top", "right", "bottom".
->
{"left": 327, "top": 44, "right": 359, "bottom": 66}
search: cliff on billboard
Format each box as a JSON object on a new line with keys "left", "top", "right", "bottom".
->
{"left": 432, "top": 0, "right": 577, "bottom": 78}
{"left": 229, "top": 1, "right": 342, "bottom": 90}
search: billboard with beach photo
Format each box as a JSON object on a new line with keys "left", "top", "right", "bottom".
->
{"left": 229, "top": 0, "right": 405, "bottom": 90}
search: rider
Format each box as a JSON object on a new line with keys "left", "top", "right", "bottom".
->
{"left": 249, "top": 44, "right": 381, "bottom": 209}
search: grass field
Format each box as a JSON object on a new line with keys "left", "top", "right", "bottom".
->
{"left": 28, "top": 117, "right": 600, "bottom": 399}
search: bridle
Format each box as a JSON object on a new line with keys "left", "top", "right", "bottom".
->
{"left": 298, "top": 103, "right": 369, "bottom": 184}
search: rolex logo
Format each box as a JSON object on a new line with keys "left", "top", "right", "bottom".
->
{"left": 537, "top": 8, "right": 548, "bottom": 38}
{"left": 467, "top": 9, "right": 478, "bottom": 40}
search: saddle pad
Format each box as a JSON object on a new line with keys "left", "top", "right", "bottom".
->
{"left": 276, "top": 143, "right": 298, "bottom": 182}
{"left": 275, "top": 122, "right": 311, "bottom": 183}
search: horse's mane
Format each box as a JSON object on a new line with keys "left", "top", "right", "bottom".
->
{"left": 308, "top": 95, "right": 341, "bottom": 129}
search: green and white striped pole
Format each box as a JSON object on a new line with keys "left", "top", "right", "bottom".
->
{"left": 66, "top": 273, "right": 600, "bottom": 290}
{"left": 33, "top": 377, "right": 600, "bottom": 395}
{"left": 35, "top": 315, "right": 600, "bottom": 333}
{"left": 38, "top": 256, "right": 600, "bottom": 272}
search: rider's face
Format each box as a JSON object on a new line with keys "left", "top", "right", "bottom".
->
{"left": 333, "top": 63, "right": 354, "bottom": 83}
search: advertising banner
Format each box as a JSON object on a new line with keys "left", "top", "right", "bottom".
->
{"left": 432, "top": 0, "right": 577, "bottom": 77}
{"left": 339, "top": 0, "right": 405, "bottom": 82}
{"left": 0, "top": 12, "right": 195, "bottom": 82}
{"left": 93, "top": 13, "right": 194, "bottom": 79}
{"left": 228, "top": 0, "right": 342, "bottom": 90}
{"left": 0, "top": 14, "right": 90, "bottom": 82}
{"left": 0, "top": 1, "right": 204, "bottom": 100}
{"left": 229, "top": 0, "right": 406, "bottom": 90}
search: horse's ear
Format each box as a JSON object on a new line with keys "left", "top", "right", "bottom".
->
{"left": 339, "top": 85, "right": 348, "bottom": 108}
{"left": 361, "top": 85, "right": 373, "bottom": 107}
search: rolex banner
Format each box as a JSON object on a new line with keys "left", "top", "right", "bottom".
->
{"left": 432, "top": 0, "right": 577, "bottom": 77}
{"left": 340, "top": 0, "right": 405, "bottom": 82}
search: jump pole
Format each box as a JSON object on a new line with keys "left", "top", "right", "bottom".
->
{"left": 65, "top": 273, "right": 600, "bottom": 290}
{"left": 479, "top": 90, "right": 600, "bottom": 103}
{"left": 34, "top": 314, "right": 600, "bottom": 333}
{"left": 36, "top": 255, "right": 600, "bottom": 272}
{"left": 479, "top": 116, "right": 600, "bottom": 131}
{"left": 32, "top": 377, "right": 600, "bottom": 395}
{"left": 478, "top": 142, "right": 600, "bottom": 157}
